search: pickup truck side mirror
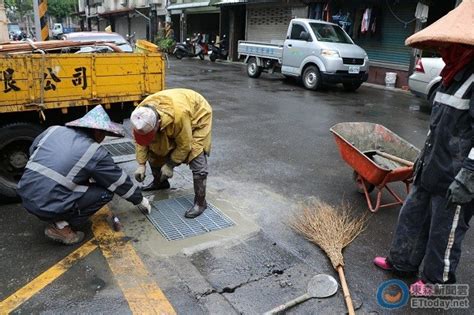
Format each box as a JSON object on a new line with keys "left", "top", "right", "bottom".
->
{"left": 299, "top": 31, "right": 311, "bottom": 42}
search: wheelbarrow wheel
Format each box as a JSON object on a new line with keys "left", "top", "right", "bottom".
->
{"left": 353, "top": 171, "right": 375, "bottom": 194}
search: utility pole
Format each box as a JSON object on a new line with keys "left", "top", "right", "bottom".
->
{"left": 0, "top": 0, "right": 8, "bottom": 42}
{"left": 33, "top": 0, "right": 49, "bottom": 40}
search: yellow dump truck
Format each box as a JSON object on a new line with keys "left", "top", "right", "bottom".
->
{"left": 0, "top": 52, "right": 165, "bottom": 198}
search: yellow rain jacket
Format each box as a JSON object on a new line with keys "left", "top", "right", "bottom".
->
{"left": 135, "top": 89, "right": 212, "bottom": 166}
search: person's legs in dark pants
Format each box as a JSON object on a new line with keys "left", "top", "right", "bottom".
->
{"left": 143, "top": 154, "right": 170, "bottom": 191}
{"left": 185, "top": 152, "right": 208, "bottom": 218}
{"left": 422, "top": 198, "right": 473, "bottom": 284}
{"left": 69, "top": 184, "right": 114, "bottom": 226}
{"left": 387, "top": 185, "right": 432, "bottom": 275}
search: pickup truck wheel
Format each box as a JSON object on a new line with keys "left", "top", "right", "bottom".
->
{"left": 0, "top": 123, "right": 44, "bottom": 198}
{"left": 247, "top": 57, "right": 262, "bottom": 78}
{"left": 302, "top": 65, "right": 321, "bottom": 90}
{"left": 343, "top": 82, "right": 362, "bottom": 92}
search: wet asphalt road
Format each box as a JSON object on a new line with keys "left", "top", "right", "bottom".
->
{"left": 1, "top": 57, "right": 472, "bottom": 314}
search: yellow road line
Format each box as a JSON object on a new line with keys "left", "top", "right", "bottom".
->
{"left": 0, "top": 240, "right": 97, "bottom": 313}
{"left": 92, "top": 207, "right": 176, "bottom": 315}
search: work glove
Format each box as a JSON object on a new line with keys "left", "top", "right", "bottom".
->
{"left": 137, "top": 196, "right": 152, "bottom": 215}
{"left": 134, "top": 164, "right": 146, "bottom": 182}
{"left": 160, "top": 163, "right": 174, "bottom": 182}
{"left": 446, "top": 168, "right": 474, "bottom": 205}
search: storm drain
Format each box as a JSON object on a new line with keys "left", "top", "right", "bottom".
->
{"left": 102, "top": 140, "right": 136, "bottom": 163}
{"left": 148, "top": 195, "right": 235, "bottom": 241}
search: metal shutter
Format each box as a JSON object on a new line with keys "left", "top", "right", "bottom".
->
{"left": 246, "top": 6, "right": 292, "bottom": 42}
{"left": 355, "top": 2, "right": 417, "bottom": 70}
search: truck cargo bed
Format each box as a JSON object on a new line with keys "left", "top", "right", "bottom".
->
{"left": 237, "top": 41, "right": 283, "bottom": 61}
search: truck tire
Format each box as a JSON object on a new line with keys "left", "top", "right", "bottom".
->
{"left": 302, "top": 65, "right": 321, "bottom": 90}
{"left": 247, "top": 57, "right": 262, "bottom": 78}
{"left": 0, "top": 123, "right": 44, "bottom": 198}
{"left": 343, "top": 82, "right": 362, "bottom": 92}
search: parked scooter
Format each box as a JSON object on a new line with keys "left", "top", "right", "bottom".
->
{"left": 173, "top": 34, "right": 206, "bottom": 60}
{"left": 209, "top": 35, "right": 229, "bottom": 62}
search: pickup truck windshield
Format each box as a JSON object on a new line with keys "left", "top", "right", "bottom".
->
{"left": 310, "top": 23, "right": 353, "bottom": 44}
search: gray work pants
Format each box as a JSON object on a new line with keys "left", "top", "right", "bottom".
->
{"left": 189, "top": 152, "right": 208, "bottom": 178}
{"left": 31, "top": 185, "right": 114, "bottom": 225}
{"left": 388, "top": 184, "right": 473, "bottom": 284}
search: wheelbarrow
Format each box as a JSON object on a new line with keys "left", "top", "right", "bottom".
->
{"left": 330, "top": 122, "right": 420, "bottom": 212}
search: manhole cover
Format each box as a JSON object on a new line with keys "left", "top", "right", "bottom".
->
{"left": 102, "top": 140, "right": 136, "bottom": 163}
{"left": 147, "top": 195, "right": 235, "bottom": 241}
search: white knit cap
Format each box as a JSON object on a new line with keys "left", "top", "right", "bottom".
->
{"left": 130, "top": 107, "right": 157, "bottom": 134}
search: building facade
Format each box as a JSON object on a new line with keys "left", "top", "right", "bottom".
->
{"left": 76, "top": 0, "right": 461, "bottom": 88}
{"left": 78, "top": 0, "right": 167, "bottom": 41}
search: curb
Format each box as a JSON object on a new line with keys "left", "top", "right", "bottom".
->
{"left": 362, "top": 82, "right": 412, "bottom": 95}
{"left": 208, "top": 59, "right": 413, "bottom": 95}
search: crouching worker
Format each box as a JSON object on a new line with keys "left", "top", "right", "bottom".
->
{"left": 17, "top": 105, "right": 151, "bottom": 245}
{"left": 131, "top": 88, "right": 212, "bottom": 219}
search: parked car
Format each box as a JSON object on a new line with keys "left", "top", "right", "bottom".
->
{"left": 61, "top": 32, "right": 134, "bottom": 53}
{"left": 238, "top": 18, "right": 369, "bottom": 91}
{"left": 408, "top": 57, "right": 445, "bottom": 106}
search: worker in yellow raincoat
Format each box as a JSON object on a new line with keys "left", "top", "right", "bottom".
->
{"left": 130, "top": 88, "right": 212, "bottom": 218}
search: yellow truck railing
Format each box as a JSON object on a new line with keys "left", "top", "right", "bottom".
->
{"left": 0, "top": 53, "right": 165, "bottom": 114}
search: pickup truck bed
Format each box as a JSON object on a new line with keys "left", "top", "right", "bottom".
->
{"left": 238, "top": 41, "right": 283, "bottom": 62}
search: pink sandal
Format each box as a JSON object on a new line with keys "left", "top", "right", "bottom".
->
{"left": 373, "top": 256, "right": 393, "bottom": 271}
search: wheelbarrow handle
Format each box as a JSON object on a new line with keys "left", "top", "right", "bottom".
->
{"left": 263, "top": 293, "right": 311, "bottom": 314}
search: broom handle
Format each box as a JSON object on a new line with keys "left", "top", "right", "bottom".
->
{"left": 337, "top": 266, "right": 355, "bottom": 315}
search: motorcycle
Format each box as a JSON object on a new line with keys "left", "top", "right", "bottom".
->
{"left": 173, "top": 35, "right": 206, "bottom": 60}
{"left": 209, "top": 35, "right": 228, "bottom": 62}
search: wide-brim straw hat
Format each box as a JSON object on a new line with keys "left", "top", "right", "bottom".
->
{"left": 405, "top": 0, "right": 474, "bottom": 49}
{"left": 65, "top": 105, "right": 125, "bottom": 137}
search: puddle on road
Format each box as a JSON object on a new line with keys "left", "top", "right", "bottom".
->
{"left": 201, "top": 69, "right": 217, "bottom": 73}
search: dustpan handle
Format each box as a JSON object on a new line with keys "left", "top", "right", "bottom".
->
{"left": 263, "top": 293, "right": 311, "bottom": 315}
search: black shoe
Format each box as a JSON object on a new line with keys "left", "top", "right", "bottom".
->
{"left": 185, "top": 176, "right": 207, "bottom": 219}
{"left": 69, "top": 219, "right": 92, "bottom": 231}
{"left": 142, "top": 179, "right": 170, "bottom": 191}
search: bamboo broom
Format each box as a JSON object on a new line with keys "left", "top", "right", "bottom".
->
{"left": 292, "top": 200, "right": 369, "bottom": 315}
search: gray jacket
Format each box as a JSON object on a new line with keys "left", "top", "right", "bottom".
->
{"left": 18, "top": 126, "right": 142, "bottom": 215}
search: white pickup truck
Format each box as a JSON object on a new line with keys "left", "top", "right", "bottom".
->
{"left": 238, "top": 18, "right": 370, "bottom": 91}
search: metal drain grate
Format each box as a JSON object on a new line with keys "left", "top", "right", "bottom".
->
{"left": 147, "top": 195, "right": 235, "bottom": 241}
{"left": 103, "top": 141, "right": 135, "bottom": 156}
{"left": 102, "top": 141, "right": 136, "bottom": 163}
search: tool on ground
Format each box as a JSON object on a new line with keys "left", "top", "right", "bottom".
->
{"left": 112, "top": 215, "right": 122, "bottom": 231}
{"left": 292, "top": 200, "right": 369, "bottom": 315}
{"left": 264, "top": 274, "right": 338, "bottom": 314}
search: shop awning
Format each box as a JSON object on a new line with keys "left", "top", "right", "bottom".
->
{"left": 167, "top": 1, "right": 211, "bottom": 10}
{"left": 98, "top": 7, "right": 134, "bottom": 17}
{"left": 214, "top": 0, "right": 247, "bottom": 5}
